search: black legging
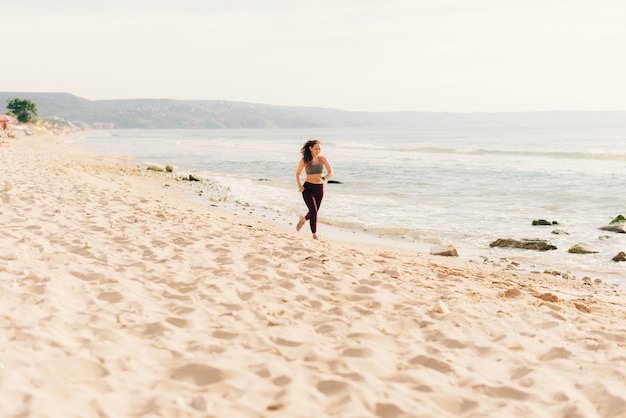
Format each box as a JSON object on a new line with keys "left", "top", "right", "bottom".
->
{"left": 302, "top": 182, "right": 324, "bottom": 233}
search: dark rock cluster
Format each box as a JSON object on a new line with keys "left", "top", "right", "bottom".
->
{"left": 489, "top": 216, "right": 626, "bottom": 262}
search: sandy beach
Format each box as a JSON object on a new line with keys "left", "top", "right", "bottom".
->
{"left": 1, "top": 132, "right": 626, "bottom": 418}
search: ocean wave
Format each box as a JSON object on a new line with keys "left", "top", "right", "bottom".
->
{"left": 335, "top": 142, "right": 626, "bottom": 161}
{"left": 323, "top": 219, "right": 444, "bottom": 244}
{"left": 470, "top": 149, "right": 626, "bottom": 161}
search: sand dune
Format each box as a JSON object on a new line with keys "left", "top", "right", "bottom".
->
{"left": 1, "top": 133, "right": 625, "bottom": 417}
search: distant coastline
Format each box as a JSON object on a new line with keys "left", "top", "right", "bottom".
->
{"left": 2, "top": 91, "right": 626, "bottom": 129}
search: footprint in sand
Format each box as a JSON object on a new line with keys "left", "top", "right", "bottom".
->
{"left": 539, "top": 346, "right": 572, "bottom": 361}
{"left": 96, "top": 391, "right": 161, "bottom": 416}
{"left": 472, "top": 384, "right": 530, "bottom": 400}
{"left": 43, "top": 356, "right": 110, "bottom": 380}
{"left": 213, "top": 330, "right": 239, "bottom": 340}
{"left": 97, "top": 291, "right": 124, "bottom": 303}
{"left": 408, "top": 355, "right": 455, "bottom": 375}
{"left": 142, "top": 322, "right": 169, "bottom": 336}
{"left": 341, "top": 347, "right": 373, "bottom": 358}
{"left": 580, "top": 381, "right": 626, "bottom": 417}
{"left": 375, "top": 403, "right": 411, "bottom": 418}
{"left": 430, "top": 394, "right": 479, "bottom": 415}
{"left": 272, "top": 375, "right": 292, "bottom": 387}
{"left": 165, "top": 317, "right": 189, "bottom": 328}
{"left": 171, "top": 363, "right": 235, "bottom": 386}
{"left": 71, "top": 270, "right": 108, "bottom": 283}
{"left": 316, "top": 379, "right": 352, "bottom": 397}
{"left": 274, "top": 337, "right": 305, "bottom": 348}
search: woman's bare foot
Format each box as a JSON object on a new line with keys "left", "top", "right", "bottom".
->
{"left": 312, "top": 233, "right": 319, "bottom": 240}
{"left": 296, "top": 216, "right": 306, "bottom": 231}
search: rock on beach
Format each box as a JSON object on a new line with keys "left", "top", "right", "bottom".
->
{"left": 490, "top": 238, "right": 557, "bottom": 251}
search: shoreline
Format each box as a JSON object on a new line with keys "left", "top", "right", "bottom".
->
{"left": 2, "top": 132, "right": 626, "bottom": 417}
{"left": 170, "top": 173, "right": 625, "bottom": 288}
{"left": 66, "top": 128, "right": 626, "bottom": 288}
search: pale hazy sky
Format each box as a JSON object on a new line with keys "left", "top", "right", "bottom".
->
{"left": 3, "top": 0, "right": 625, "bottom": 112}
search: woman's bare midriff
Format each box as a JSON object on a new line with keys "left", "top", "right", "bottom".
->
{"left": 305, "top": 174, "right": 324, "bottom": 184}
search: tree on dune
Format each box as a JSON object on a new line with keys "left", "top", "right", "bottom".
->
{"left": 6, "top": 98, "right": 38, "bottom": 123}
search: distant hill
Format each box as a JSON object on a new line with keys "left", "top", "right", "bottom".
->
{"left": 1, "top": 92, "right": 625, "bottom": 129}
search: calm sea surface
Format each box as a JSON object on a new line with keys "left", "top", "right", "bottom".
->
{"left": 66, "top": 127, "right": 626, "bottom": 285}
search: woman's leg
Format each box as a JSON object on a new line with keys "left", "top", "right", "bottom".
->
{"left": 302, "top": 183, "right": 324, "bottom": 233}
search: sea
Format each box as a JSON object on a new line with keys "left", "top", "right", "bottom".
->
{"left": 65, "top": 126, "right": 626, "bottom": 286}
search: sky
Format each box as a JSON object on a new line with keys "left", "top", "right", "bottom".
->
{"left": 3, "top": 0, "right": 626, "bottom": 112}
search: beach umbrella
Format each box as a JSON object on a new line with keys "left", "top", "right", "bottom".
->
{"left": 0, "top": 114, "right": 18, "bottom": 124}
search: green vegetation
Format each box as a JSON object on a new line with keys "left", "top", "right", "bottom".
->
{"left": 6, "top": 98, "right": 38, "bottom": 123}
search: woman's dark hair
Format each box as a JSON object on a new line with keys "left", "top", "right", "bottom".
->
{"left": 301, "top": 139, "right": 320, "bottom": 163}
